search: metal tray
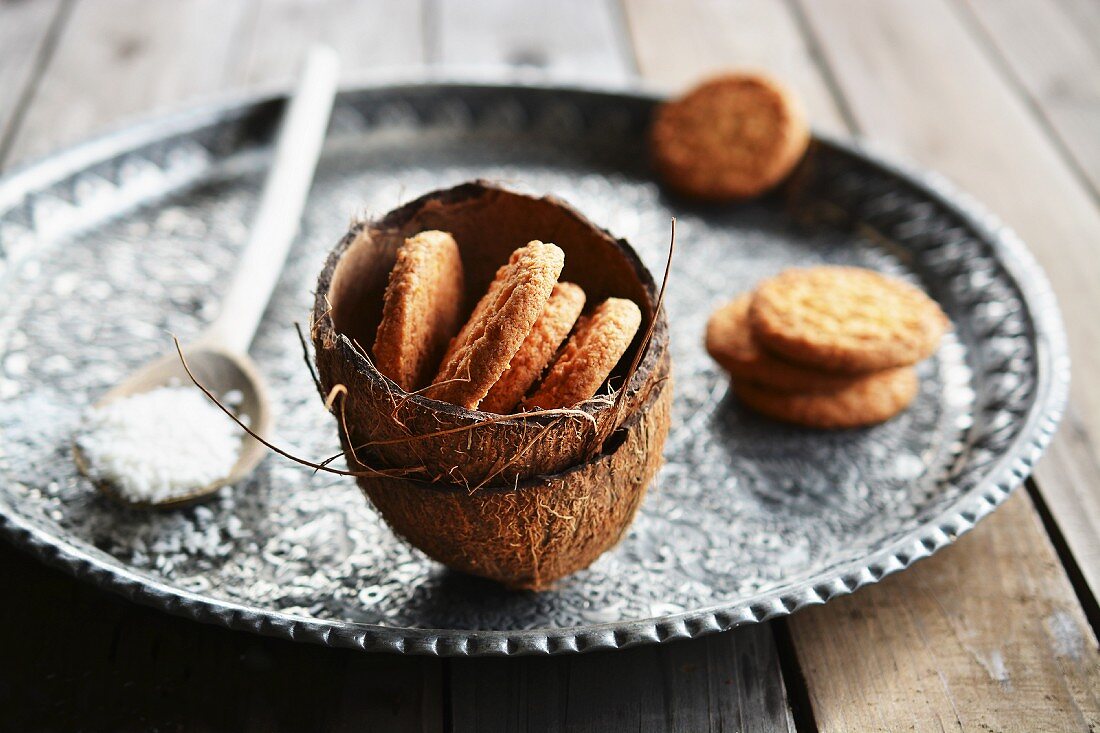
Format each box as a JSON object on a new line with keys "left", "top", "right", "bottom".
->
{"left": 0, "top": 82, "right": 1068, "bottom": 656}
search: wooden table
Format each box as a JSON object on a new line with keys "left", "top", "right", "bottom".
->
{"left": 2, "top": 1, "right": 1099, "bottom": 730}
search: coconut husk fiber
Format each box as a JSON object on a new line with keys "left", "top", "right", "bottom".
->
{"left": 311, "top": 181, "right": 670, "bottom": 488}
{"left": 356, "top": 361, "right": 671, "bottom": 589}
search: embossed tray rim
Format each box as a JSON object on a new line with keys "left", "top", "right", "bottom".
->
{"left": 0, "top": 81, "right": 1069, "bottom": 656}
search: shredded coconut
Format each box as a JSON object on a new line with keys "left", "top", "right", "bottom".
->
{"left": 77, "top": 386, "right": 242, "bottom": 503}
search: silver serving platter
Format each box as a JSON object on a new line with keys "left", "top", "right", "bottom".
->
{"left": 0, "top": 82, "right": 1068, "bottom": 656}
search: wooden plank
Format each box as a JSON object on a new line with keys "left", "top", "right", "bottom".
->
{"left": 432, "top": 0, "right": 634, "bottom": 84}
{"left": 789, "top": 491, "right": 1100, "bottom": 732}
{"left": 2, "top": 0, "right": 434, "bottom": 166}
{"left": 235, "top": 0, "right": 424, "bottom": 86}
{"left": 0, "top": 542, "right": 443, "bottom": 732}
{"left": 797, "top": 0, "right": 1100, "bottom": 624}
{"left": 623, "top": 0, "right": 846, "bottom": 135}
{"left": 1056, "top": 0, "right": 1100, "bottom": 63}
{"left": 960, "top": 0, "right": 1100, "bottom": 196}
{"left": 450, "top": 625, "right": 794, "bottom": 732}
{"left": 0, "top": 0, "right": 68, "bottom": 164}
{"left": 2, "top": 0, "right": 255, "bottom": 166}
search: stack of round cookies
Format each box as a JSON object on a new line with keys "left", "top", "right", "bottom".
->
{"left": 372, "top": 233, "right": 642, "bottom": 415}
{"left": 706, "top": 266, "right": 949, "bottom": 428}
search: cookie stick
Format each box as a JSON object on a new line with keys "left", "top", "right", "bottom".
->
{"left": 525, "top": 298, "right": 642, "bottom": 410}
{"left": 431, "top": 241, "right": 564, "bottom": 410}
{"left": 373, "top": 230, "right": 465, "bottom": 391}
{"left": 481, "top": 282, "right": 586, "bottom": 414}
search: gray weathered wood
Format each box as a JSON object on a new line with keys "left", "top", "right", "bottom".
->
{"left": 432, "top": 0, "right": 633, "bottom": 84}
{"left": 3, "top": 0, "right": 254, "bottom": 166}
{"left": 450, "top": 625, "right": 795, "bottom": 732}
{"left": 236, "top": 0, "right": 424, "bottom": 86}
{"left": 0, "top": 0, "right": 68, "bottom": 166}
{"left": 961, "top": 0, "right": 1100, "bottom": 197}
{"left": 797, "top": 0, "right": 1100, "bottom": 627}
{"left": 790, "top": 492, "right": 1100, "bottom": 732}
{"left": 1057, "top": 0, "right": 1100, "bottom": 62}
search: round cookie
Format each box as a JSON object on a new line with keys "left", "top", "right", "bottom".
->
{"left": 650, "top": 72, "right": 810, "bottom": 200}
{"left": 481, "top": 281, "right": 586, "bottom": 414}
{"left": 525, "top": 298, "right": 642, "bottom": 410}
{"left": 735, "top": 367, "right": 919, "bottom": 429}
{"left": 431, "top": 240, "right": 564, "bottom": 410}
{"left": 706, "top": 294, "right": 868, "bottom": 392}
{"left": 749, "top": 266, "right": 949, "bottom": 373}
{"left": 373, "top": 230, "right": 465, "bottom": 391}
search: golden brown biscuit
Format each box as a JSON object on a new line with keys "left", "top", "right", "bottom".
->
{"left": 431, "top": 241, "right": 564, "bottom": 409}
{"left": 372, "top": 230, "right": 465, "bottom": 391}
{"left": 651, "top": 72, "right": 810, "bottom": 200}
{"left": 706, "top": 294, "right": 868, "bottom": 392}
{"left": 734, "top": 367, "right": 918, "bottom": 429}
{"left": 481, "top": 282, "right": 586, "bottom": 414}
{"left": 525, "top": 298, "right": 642, "bottom": 410}
{"left": 749, "top": 267, "right": 949, "bottom": 373}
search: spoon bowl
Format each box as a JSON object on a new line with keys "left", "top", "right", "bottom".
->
{"left": 74, "top": 345, "right": 272, "bottom": 509}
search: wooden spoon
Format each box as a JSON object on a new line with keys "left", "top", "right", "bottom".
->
{"left": 74, "top": 46, "right": 340, "bottom": 509}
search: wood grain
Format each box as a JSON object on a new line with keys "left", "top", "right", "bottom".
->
{"left": 449, "top": 625, "right": 795, "bottom": 732}
{"left": 1057, "top": 0, "right": 1100, "bottom": 48}
{"left": 961, "top": 0, "right": 1100, "bottom": 196}
{"left": 790, "top": 492, "right": 1100, "bottom": 732}
{"left": 431, "top": 0, "right": 633, "bottom": 84}
{"left": 797, "top": 0, "right": 1100, "bottom": 630}
{"left": 0, "top": 0, "right": 68, "bottom": 166}
{"left": 3, "top": 0, "right": 255, "bottom": 165}
{"left": 236, "top": 0, "right": 424, "bottom": 86}
{"left": 0, "top": 541, "right": 443, "bottom": 732}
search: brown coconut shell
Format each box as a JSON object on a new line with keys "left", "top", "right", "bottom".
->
{"left": 311, "top": 181, "right": 670, "bottom": 488}
{"left": 358, "top": 358, "right": 671, "bottom": 589}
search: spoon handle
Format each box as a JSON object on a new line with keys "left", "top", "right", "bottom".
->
{"left": 204, "top": 45, "right": 340, "bottom": 354}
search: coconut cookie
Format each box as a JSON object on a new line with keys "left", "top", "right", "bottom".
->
{"left": 481, "top": 281, "right": 587, "bottom": 414}
{"left": 735, "top": 366, "right": 919, "bottom": 429}
{"left": 749, "top": 267, "right": 949, "bottom": 373}
{"left": 431, "top": 240, "right": 564, "bottom": 409}
{"left": 706, "top": 294, "right": 865, "bottom": 393}
{"left": 525, "top": 298, "right": 642, "bottom": 410}
{"left": 651, "top": 72, "right": 810, "bottom": 200}
{"left": 373, "top": 230, "right": 465, "bottom": 391}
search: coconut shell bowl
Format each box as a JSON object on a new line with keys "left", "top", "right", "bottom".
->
{"left": 311, "top": 181, "right": 671, "bottom": 590}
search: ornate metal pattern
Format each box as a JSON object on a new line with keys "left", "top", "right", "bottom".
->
{"left": 0, "top": 84, "right": 1068, "bottom": 656}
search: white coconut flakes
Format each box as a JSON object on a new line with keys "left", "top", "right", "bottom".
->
{"left": 77, "top": 386, "right": 242, "bottom": 504}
